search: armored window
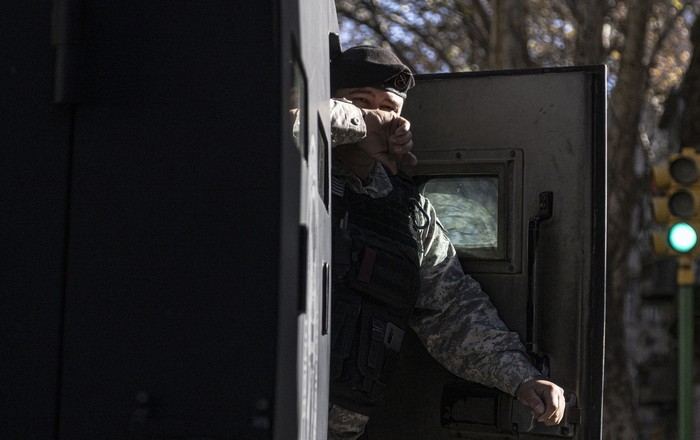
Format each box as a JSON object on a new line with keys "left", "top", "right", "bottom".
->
{"left": 421, "top": 176, "right": 499, "bottom": 259}
{"left": 412, "top": 149, "right": 522, "bottom": 274}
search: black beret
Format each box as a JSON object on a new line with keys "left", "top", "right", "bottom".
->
{"left": 331, "top": 46, "right": 415, "bottom": 99}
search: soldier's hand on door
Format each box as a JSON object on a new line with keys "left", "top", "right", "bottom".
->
{"left": 516, "top": 379, "right": 565, "bottom": 426}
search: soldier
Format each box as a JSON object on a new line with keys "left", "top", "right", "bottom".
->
{"left": 328, "top": 45, "right": 565, "bottom": 440}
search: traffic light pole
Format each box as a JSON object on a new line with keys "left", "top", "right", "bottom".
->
{"left": 677, "top": 256, "right": 695, "bottom": 440}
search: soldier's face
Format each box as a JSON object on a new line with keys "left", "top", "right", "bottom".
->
{"left": 334, "top": 87, "right": 404, "bottom": 115}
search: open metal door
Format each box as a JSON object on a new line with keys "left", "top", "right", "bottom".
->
{"left": 364, "top": 67, "right": 606, "bottom": 440}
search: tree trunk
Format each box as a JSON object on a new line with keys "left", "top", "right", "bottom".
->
{"left": 566, "top": 0, "right": 607, "bottom": 65}
{"left": 604, "top": 0, "right": 653, "bottom": 438}
{"left": 489, "top": 0, "right": 532, "bottom": 69}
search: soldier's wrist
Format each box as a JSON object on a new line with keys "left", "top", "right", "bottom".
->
{"left": 515, "top": 374, "right": 547, "bottom": 396}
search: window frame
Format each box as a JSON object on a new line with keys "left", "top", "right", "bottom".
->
{"left": 411, "top": 148, "right": 523, "bottom": 274}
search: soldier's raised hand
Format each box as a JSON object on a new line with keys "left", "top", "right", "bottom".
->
{"left": 358, "top": 108, "right": 417, "bottom": 174}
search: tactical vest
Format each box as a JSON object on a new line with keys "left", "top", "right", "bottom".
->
{"left": 330, "top": 170, "right": 424, "bottom": 416}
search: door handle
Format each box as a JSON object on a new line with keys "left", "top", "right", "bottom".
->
{"left": 442, "top": 381, "right": 580, "bottom": 438}
{"left": 526, "top": 191, "right": 553, "bottom": 375}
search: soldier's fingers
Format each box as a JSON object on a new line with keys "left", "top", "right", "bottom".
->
{"left": 555, "top": 387, "right": 565, "bottom": 424}
{"left": 519, "top": 392, "right": 545, "bottom": 418}
{"left": 537, "top": 386, "right": 565, "bottom": 425}
{"left": 391, "top": 138, "right": 413, "bottom": 154}
{"left": 400, "top": 152, "right": 418, "bottom": 166}
{"left": 536, "top": 389, "right": 556, "bottom": 422}
{"left": 390, "top": 131, "right": 412, "bottom": 148}
{"left": 390, "top": 115, "right": 411, "bottom": 135}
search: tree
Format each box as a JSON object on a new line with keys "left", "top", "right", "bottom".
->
{"left": 605, "top": 2, "right": 652, "bottom": 438}
{"left": 488, "top": 0, "right": 532, "bottom": 68}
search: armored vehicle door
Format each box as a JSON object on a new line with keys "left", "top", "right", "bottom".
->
{"left": 365, "top": 67, "right": 607, "bottom": 440}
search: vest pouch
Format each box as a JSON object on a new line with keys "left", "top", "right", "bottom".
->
{"left": 347, "top": 230, "right": 419, "bottom": 318}
{"left": 330, "top": 291, "right": 361, "bottom": 382}
{"left": 356, "top": 302, "right": 405, "bottom": 403}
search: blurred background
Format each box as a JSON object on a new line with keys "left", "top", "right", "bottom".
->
{"left": 333, "top": 1, "right": 700, "bottom": 439}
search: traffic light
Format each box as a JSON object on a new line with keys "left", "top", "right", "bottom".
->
{"left": 651, "top": 147, "right": 700, "bottom": 256}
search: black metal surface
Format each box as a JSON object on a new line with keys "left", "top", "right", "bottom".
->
{"left": 1, "top": 3, "right": 71, "bottom": 438}
{"left": 3, "top": 1, "right": 303, "bottom": 439}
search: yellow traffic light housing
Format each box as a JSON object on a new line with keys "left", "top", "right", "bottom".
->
{"left": 651, "top": 147, "right": 700, "bottom": 256}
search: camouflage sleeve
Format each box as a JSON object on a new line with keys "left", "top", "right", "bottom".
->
{"left": 410, "top": 195, "right": 541, "bottom": 396}
{"left": 330, "top": 98, "right": 366, "bottom": 146}
{"left": 327, "top": 405, "right": 369, "bottom": 440}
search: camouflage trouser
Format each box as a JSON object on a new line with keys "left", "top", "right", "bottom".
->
{"left": 327, "top": 404, "right": 370, "bottom": 440}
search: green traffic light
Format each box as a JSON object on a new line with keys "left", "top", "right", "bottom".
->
{"left": 669, "top": 222, "right": 698, "bottom": 253}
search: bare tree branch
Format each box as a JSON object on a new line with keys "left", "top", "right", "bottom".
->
{"left": 647, "top": 1, "right": 693, "bottom": 71}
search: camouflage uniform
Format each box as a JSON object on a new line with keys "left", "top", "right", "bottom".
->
{"left": 330, "top": 98, "right": 368, "bottom": 146}
{"left": 328, "top": 405, "right": 370, "bottom": 440}
{"left": 328, "top": 99, "right": 541, "bottom": 439}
